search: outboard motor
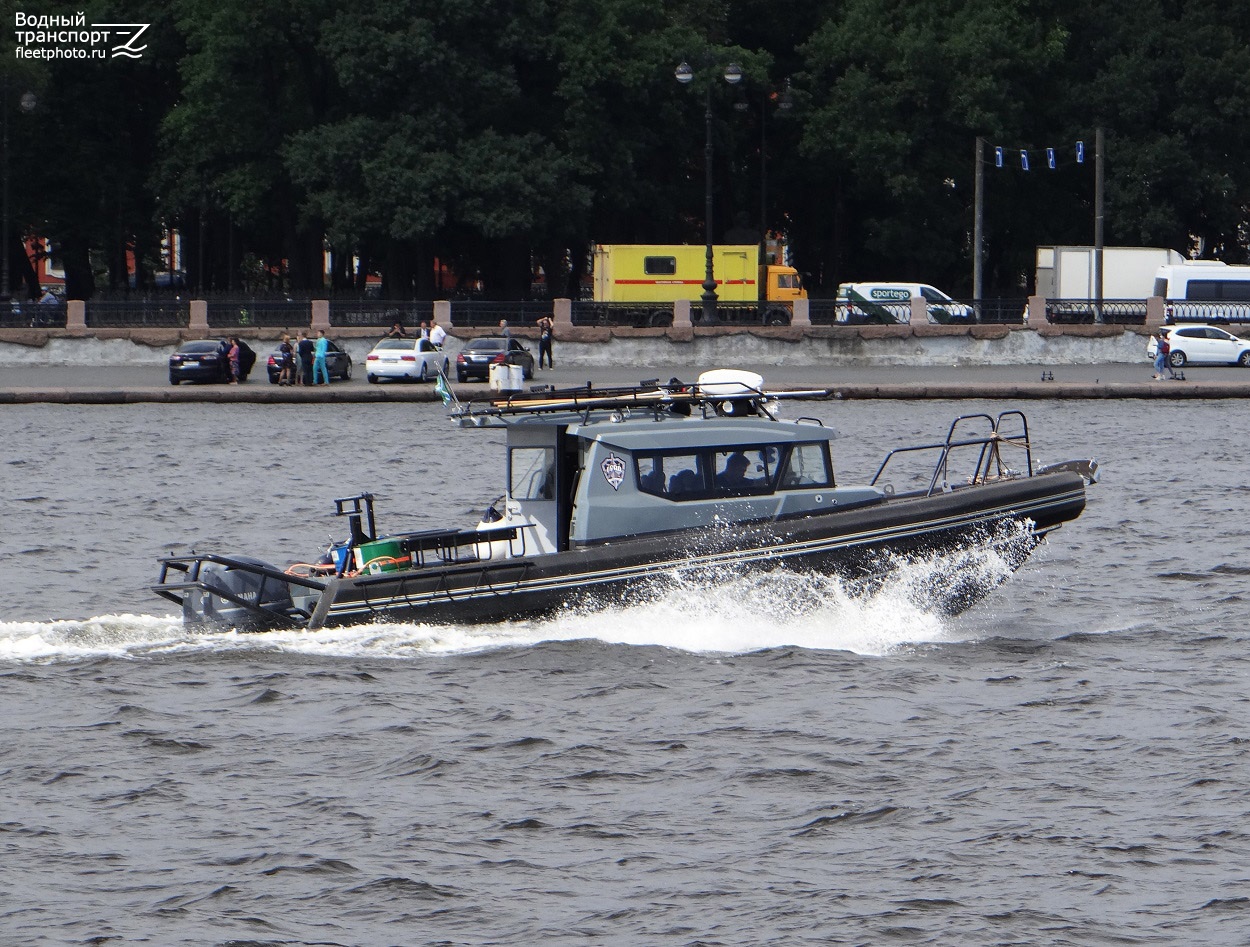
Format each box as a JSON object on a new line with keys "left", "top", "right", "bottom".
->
{"left": 190, "top": 555, "right": 295, "bottom": 628}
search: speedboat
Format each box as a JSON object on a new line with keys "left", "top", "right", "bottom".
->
{"left": 153, "top": 370, "right": 1097, "bottom": 631}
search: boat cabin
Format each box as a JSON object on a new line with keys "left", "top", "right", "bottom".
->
{"left": 495, "top": 409, "right": 884, "bottom": 555}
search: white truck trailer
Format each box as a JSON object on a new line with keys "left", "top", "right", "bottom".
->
{"left": 1035, "top": 246, "right": 1186, "bottom": 299}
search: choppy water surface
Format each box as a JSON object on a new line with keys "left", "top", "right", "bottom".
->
{"left": 2, "top": 400, "right": 1250, "bottom": 945}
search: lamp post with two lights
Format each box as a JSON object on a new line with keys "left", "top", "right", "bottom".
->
{"left": 674, "top": 57, "right": 742, "bottom": 324}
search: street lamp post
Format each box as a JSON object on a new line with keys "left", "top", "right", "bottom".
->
{"left": 1, "top": 84, "right": 36, "bottom": 304}
{"left": 676, "top": 58, "right": 742, "bottom": 324}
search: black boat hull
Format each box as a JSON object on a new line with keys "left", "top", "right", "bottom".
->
{"left": 284, "top": 470, "right": 1085, "bottom": 629}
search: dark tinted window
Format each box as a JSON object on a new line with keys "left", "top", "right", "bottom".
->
{"left": 1186, "top": 280, "right": 1221, "bottom": 300}
{"left": 1183, "top": 279, "right": 1250, "bottom": 301}
{"left": 644, "top": 256, "right": 677, "bottom": 276}
{"left": 635, "top": 446, "right": 785, "bottom": 501}
{"left": 180, "top": 341, "right": 220, "bottom": 353}
{"left": 467, "top": 339, "right": 505, "bottom": 352}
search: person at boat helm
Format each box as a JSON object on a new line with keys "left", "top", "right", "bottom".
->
{"left": 717, "top": 452, "right": 752, "bottom": 490}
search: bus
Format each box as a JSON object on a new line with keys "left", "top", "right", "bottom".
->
{"left": 1153, "top": 261, "right": 1250, "bottom": 323}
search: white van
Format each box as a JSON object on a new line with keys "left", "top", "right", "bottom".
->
{"left": 836, "top": 282, "right": 974, "bottom": 324}
{"left": 1153, "top": 261, "right": 1250, "bottom": 323}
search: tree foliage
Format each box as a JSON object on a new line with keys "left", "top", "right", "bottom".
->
{"left": 6, "top": 0, "right": 1250, "bottom": 300}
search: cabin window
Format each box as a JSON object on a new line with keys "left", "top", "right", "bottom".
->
{"left": 712, "top": 447, "right": 778, "bottom": 494}
{"left": 776, "top": 273, "right": 801, "bottom": 289}
{"left": 636, "top": 452, "right": 704, "bottom": 497}
{"left": 780, "top": 443, "right": 834, "bottom": 489}
{"left": 644, "top": 256, "right": 678, "bottom": 276}
{"left": 637, "top": 446, "right": 814, "bottom": 500}
{"left": 511, "top": 447, "right": 555, "bottom": 500}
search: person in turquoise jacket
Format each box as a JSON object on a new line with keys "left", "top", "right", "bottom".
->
{"left": 313, "top": 329, "right": 330, "bottom": 385}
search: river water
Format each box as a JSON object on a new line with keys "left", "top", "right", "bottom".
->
{"left": 2, "top": 399, "right": 1249, "bottom": 945}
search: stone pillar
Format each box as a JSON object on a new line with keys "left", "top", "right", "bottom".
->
{"left": 1146, "top": 296, "right": 1166, "bottom": 328}
{"left": 66, "top": 299, "right": 86, "bottom": 331}
{"left": 189, "top": 299, "right": 209, "bottom": 335}
{"left": 790, "top": 298, "right": 811, "bottom": 327}
{"left": 310, "top": 299, "right": 330, "bottom": 331}
{"left": 1027, "top": 294, "right": 1047, "bottom": 325}
{"left": 434, "top": 299, "right": 452, "bottom": 334}
{"left": 674, "top": 299, "right": 693, "bottom": 328}
{"left": 910, "top": 295, "right": 927, "bottom": 325}
{"left": 553, "top": 298, "right": 573, "bottom": 332}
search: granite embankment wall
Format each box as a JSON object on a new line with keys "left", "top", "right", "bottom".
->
{"left": 0, "top": 322, "right": 1161, "bottom": 368}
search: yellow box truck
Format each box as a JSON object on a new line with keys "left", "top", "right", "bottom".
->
{"left": 590, "top": 244, "right": 805, "bottom": 325}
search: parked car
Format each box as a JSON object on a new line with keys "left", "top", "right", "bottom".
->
{"left": 1146, "top": 324, "right": 1250, "bottom": 367}
{"left": 169, "top": 339, "right": 256, "bottom": 384}
{"left": 365, "top": 338, "right": 450, "bottom": 383}
{"left": 266, "top": 339, "right": 352, "bottom": 383}
{"left": 455, "top": 337, "right": 535, "bottom": 383}
{"left": 836, "top": 282, "right": 974, "bottom": 324}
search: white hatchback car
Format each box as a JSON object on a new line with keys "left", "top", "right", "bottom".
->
{"left": 365, "top": 338, "right": 450, "bottom": 383}
{"left": 1147, "top": 324, "right": 1250, "bottom": 368}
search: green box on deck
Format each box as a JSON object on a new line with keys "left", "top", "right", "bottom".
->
{"left": 356, "top": 539, "right": 409, "bottom": 574}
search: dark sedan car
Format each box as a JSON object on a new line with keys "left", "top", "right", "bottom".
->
{"left": 455, "top": 337, "right": 535, "bottom": 383}
{"left": 169, "top": 339, "right": 256, "bottom": 384}
{"left": 265, "top": 339, "right": 352, "bottom": 383}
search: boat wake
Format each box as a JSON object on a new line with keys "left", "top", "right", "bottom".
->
{"left": 0, "top": 525, "right": 1034, "bottom": 665}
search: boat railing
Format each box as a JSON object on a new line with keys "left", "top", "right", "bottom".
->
{"left": 870, "top": 411, "right": 1034, "bottom": 496}
{"left": 153, "top": 553, "right": 328, "bottom": 627}
{"left": 398, "top": 523, "right": 529, "bottom": 567}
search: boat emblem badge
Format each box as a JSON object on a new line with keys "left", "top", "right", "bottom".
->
{"left": 601, "top": 453, "right": 626, "bottom": 491}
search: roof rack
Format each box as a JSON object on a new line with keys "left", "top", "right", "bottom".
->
{"left": 452, "top": 371, "right": 829, "bottom": 425}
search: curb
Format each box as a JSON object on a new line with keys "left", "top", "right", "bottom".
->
{"left": 0, "top": 380, "right": 1243, "bottom": 404}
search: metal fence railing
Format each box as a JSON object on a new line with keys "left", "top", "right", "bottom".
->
{"left": 0, "top": 301, "right": 68, "bottom": 328}
{"left": 449, "top": 300, "right": 552, "bottom": 328}
{"left": 86, "top": 300, "right": 190, "bottom": 328}
{"left": 329, "top": 300, "right": 435, "bottom": 329}
{"left": 1164, "top": 301, "right": 1250, "bottom": 324}
{"left": 810, "top": 297, "right": 1030, "bottom": 326}
{"left": 970, "top": 298, "right": 1029, "bottom": 324}
{"left": 1044, "top": 299, "right": 1148, "bottom": 324}
{"left": 206, "top": 300, "right": 311, "bottom": 329}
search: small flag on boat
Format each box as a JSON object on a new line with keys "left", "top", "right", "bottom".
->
{"left": 1046, "top": 147, "right": 1056, "bottom": 169}
{"left": 1020, "top": 149, "right": 1030, "bottom": 171}
{"left": 1076, "top": 140, "right": 1084, "bottom": 163}
{"left": 434, "top": 370, "right": 453, "bottom": 406}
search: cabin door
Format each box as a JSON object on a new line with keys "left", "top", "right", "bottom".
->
{"left": 507, "top": 440, "right": 563, "bottom": 555}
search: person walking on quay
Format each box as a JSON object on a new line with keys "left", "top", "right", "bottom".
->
{"left": 312, "top": 328, "right": 331, "bottom": 385}
{"left": 429, "top": 317, "right": 446, "bottom": 349}
{"left": 536, "top": 315, "right": 554, "bottom": 370}
{"left": 227, "top": 337, "right": 241, "bottom": 384}
{"left": 297, "top": 331, "right": 314, "bottom": 385}
{"left": 499, "top": 319, "right": 511, "bottom": 343}
{"left": 278, "top": 332, "right": 295, "bottom": 386}
{"left": 384, "top": 321, "right": 407, "bottom": 340}
{"left": 1153, "top": 329, "right": 1173, "bottom": 380}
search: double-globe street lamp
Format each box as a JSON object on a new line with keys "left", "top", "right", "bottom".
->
{"left": 1, "top": 84, "right": 37, "bottom": 304}
{"left": 675, "top": 58, "right": 742, "bottom": 324}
